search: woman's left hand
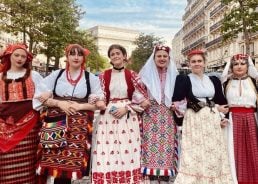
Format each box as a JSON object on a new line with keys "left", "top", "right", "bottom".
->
{"left": 217, "top": 105, "right": 229, "bottom": 114}
{"left": 112, "top": 107, "right": 128, "bottom": 119}
{"left": 69, "top": 101, "right": 84, "bottom": 112}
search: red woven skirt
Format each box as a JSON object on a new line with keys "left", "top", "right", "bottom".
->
{"left": 0, "top": 122, "right": 40, "bottom": 184}
{"left": 231, "top": 110, "right": 258, "bottom": 183}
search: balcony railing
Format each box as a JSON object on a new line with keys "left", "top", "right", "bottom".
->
{"left": 182, "top": 36, "right": 207, "bottom": 54}
{"left": 183, "top": 10, "right": 191, "bottom": 20}
{"left": 189, "top": 36, "right": 207, "bottom": 49}
{"left": 206, "top": 0, "right": 215, "bottom": 8}
{"left": 184, "top": 7, "right": 205, "bottom": 27}
{"left": 183, "top": 22, "right": 205, "bottom": 40}
{"left": 205, "top": 36, "right": 223, "bottom": 48}
{"left": 181, "top": 46, "right": 190, "bottom": 53}
{"left": 210, "top": 4, "right": 225, "bottom": 18}
{"left": 210, "top": 20, "right": 222, "bottom": 33}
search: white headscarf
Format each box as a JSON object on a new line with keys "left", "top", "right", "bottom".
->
{"left": 139, "top": 46, "right": 178, "bottom": 107}
{"left": 221, "top": 54, "right": 258, "bottom": 84}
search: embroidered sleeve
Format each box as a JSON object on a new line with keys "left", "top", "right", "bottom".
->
{"left": 89, "top": 73, "right": 105, "bottom": 102}
{"left": 127, "top": 71, "right": 148, "bottom": 113}
{"left": 130, "top": 70, "right": 148, "bottom": 103}
{"left": 98, "top": 72, "right": 107, "bottom": 103}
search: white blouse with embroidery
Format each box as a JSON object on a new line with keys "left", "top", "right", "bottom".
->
{"left": 43, "top": 69, "right": 104, "bottom": 99}
{"left": 188, "top": 73, "right": 215, "bottom": 102}
{"left": 226, "top": 78, "right": 256, "bottom": 107}
{"left": 109, "top": 72, "right": 128, "bottom": 99}
{"left": 0, "top": 70, "right": 49, "bottom": 110}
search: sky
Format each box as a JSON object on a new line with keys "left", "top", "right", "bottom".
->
{"left": 77, "top": 0, "right": 187, "bottom": 44}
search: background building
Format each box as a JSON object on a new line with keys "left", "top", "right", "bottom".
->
{"left": 172, "top": 29, "right": 185, "bottom": 68}
{"left": 173, "top": 0, "right": 258, "bottom": 71}
{"left": 181, "top": 0, "right": 207, "bottom": 57}
{"left": 87, "top": 25, "right": 140, "bottom": 58}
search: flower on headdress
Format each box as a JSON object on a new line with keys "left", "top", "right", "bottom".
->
{"left": 155, "top": 45, "right": 170, "bottom": 53}
{"left": 232, "top": 54, "right": 248, "bottom": 61}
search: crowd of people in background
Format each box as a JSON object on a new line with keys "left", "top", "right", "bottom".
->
{"left": 0, "top": 42, "right": 257, "bottom": 184}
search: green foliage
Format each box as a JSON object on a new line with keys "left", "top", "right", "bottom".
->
{"left": 38, "top": 0, "right": 83, "bottom": 72}
{"left": 0, "top": 0, "right": 104, "bottom": 73}
{"left": 129, "top": 33, "right": 163, "bottom": 72}
{"left": 221, "top": 0, "right": 258, "bottom": 53}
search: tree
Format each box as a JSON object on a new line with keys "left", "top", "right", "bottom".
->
{"left": 129, "top": 33, "right": 163, "bottom": 72}
{"left": 221, "top": 0, "right": 258, "bottom": 54}
{"left": 0, "top": 0, "right": 47, "bottom": 51}
{"left": 38, "top": 0, "right": 83, "bottom": 74}
{"left": 0, "top": 0, "right": 84, "bottom": 74}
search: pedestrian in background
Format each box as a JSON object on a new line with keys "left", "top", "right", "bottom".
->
{"left": 91, "top": 44, "right": 148, "bottom": 184}
{"left": 221, "top": 54, "right": 258, "bottom": 184}
{"left": 139, "top": 45, "right": 179, "bottom": 183}
{"left": 36, "top": 44, "right": 105, "bottom": 184}
{"left": 172, "top": 50, "right": 233, "bottom": 184}
{"left": 0, "top": 43, "right": 48, "bottom": 184}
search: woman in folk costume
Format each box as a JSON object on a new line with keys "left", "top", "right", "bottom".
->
{"left": 221, "top": 54, "right": 258, "bottom": 184}
{"left": 91, "top": 44, "right": 148, "bottom": 184}
{"left": 36, "top": 44, "right": 105, "bottom": 184}
{"left": 172, "top": 50, "right": 233, "bottom": 184}
{"left": 0, "top": 43, "right": 48, "bottom": 184}
{"left": 139, "top": 45, "right": 179, "bottom": 183}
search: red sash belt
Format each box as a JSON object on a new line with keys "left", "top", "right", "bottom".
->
{"left": 229, "top": 107, "right": 255, "bottom": 113}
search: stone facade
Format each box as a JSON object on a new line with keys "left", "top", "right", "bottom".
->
{"left": 87, "top": 25, "right": 140, "bottom": 59}
{"left": 172, "top": 0, "right": 258, "bottom": 71}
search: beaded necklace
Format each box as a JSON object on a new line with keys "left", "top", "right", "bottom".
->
{"left": 66, "top": 68, "right": 83, "bottom": 86}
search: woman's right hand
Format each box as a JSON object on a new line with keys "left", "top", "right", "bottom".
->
{"left": 140, "top": 99, "right": 151, "bottom": 110}
{"left": 36, "top": 92, "right": 52, "bottom": 103}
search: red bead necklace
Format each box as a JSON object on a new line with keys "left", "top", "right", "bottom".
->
{"left": 66, "top": 68, "right": 83, "bottom": 86}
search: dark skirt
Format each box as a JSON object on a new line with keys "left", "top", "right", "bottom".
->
{"left": 37, "top": 107, "right": 94, "bottom": 180}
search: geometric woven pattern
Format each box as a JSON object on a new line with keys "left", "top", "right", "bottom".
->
{"left": 141, "top": 100, "right": 178, "bottom": 176}
{"left": 37, "top": 109, "right": 93, "bottom": 180}
{"left": 39, "top": 119, "right": 67, "bottom": 149}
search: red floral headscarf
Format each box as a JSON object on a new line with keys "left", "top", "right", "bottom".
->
{"left": 65, "top": 44, "right": 90, "bottom": 70}
{"left": 0, "top": 43, "right": 33, "bottom": 73}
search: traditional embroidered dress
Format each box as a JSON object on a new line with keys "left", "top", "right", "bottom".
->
{"left": 0, "top": 70, "right": 45, "bottom": 184}
{"left": 36, "top": 69, "right": 104, "bottom": 180}
{"left": 139, "top": 46, "right": 179, "bottom": 182}
{"left": 224, "top": 76, "right": 258, "bottom": 183}
{"left": 173, "top": 74, "right": 233, "bottom": 184}
{"left": 141, "top": 69, "right": 178, "bottom": 177}
{"left": 92, "top": 69, "right": 147, "bottom": 184}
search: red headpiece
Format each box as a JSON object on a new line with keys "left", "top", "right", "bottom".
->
{"left": 0, "top": 43, "right": 33, "bottom": 73}
{"left": 65, "top": 44, "right": 90, "bottom": 69}
{"left": 187, "top": 50, "right": 204, "bottom": 58}
{"left": 0, "top": 43, "right": 33, "bottom": 62}
{"left": 155, "top": 45, "right": 170, "bottom": 54}
{"left": 232, "top": 54, "right": 248, "bottom": 61}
